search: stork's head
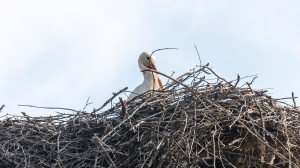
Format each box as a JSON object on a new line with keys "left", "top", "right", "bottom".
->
{"left": 138, "top": 52, "right": 157, "bottom": 71}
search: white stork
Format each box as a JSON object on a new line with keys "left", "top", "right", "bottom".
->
{"left": 127, "top": 52, "right": 164, "bottom": 101}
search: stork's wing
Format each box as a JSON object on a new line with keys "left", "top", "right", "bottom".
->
{"left": 127, "top": 84, "right": 144, "bottom": 101}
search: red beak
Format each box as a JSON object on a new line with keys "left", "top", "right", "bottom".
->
{"left": 148, "top": 63, "right": 157, "bottom": 71}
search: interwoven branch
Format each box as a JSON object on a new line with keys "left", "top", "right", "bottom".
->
{"left": 0, "top": 64, "right": 299, "bottom": 168}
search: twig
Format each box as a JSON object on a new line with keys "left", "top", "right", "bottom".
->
{"left": 101, "top": 100, "right": 149, "bottom": 141}
{"left": 0, "top": 104, "right": 5, "bottom": 112}
{"left": 83, "top": 96, "right": 92, "bottom": 111}
{"left": 292, "top": 92, "right": 297, "bottom": 109}
{"left": 150, "top": 47, "right": 178, "bottom": 56}
{"left": 234, "top": 74, "right": 240, "bottom": 87}
{"left": 93, "top": 134, "right": 116, "bottom": 168}
{"left": 165, "top": 71, "right": 175, "bottom": 86}
{"left": 142, "top": 69, "right": 197, "bottom": 94}
{"left": 194, "top": 44, "right": 201, "bottom": 66}
{"left": 213, "top": 125, "right": 217, "bottom": 168}
{"left": 246, "top": 82, "right": 255, "bottom": 94}
{"left": 18, "top": 104, "right": 80, "bottom": 113}
{"left": 93, "top": 87, "right": 128, "bottom": 113}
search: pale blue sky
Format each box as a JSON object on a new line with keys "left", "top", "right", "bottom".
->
{"left": 0, "top": 0, "right": 299, "bottom": 116}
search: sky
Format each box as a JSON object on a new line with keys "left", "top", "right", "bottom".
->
{"left": 0, "top": 0, "right": 299, "bottom": 116}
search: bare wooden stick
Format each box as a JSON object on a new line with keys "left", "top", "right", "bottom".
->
{"left": 93, "top": 87, "right": 128, "bottom": 113}
{"left": 292, "top": 92, "right": 297, "bottom": 109}
{"left": 234, "top": 74, "right": 240, "bottom": 87}
{"left": 150, "top": 47, "right": 178, "bottom": 56}
{"left": 18, "top": 104, "right": 81, "bottom": 113}
{"left": 194, "top": 44, "right": 202, "bottom": 66}
{"left": 0, "top": 104, "right": 4, "bottom": 112}
{"left": 142, "top": 69, "right": 197, "bottom": 94}
{"left": 246, "top": 82, "right": 255, "bottom": 94}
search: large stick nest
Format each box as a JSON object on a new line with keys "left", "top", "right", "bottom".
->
{"left": 0, "top": 65, "right": 299, "bottom": 168}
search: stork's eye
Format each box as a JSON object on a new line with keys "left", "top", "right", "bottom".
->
{"left": 146, "top": 57, "right": 150, "bottom": 60}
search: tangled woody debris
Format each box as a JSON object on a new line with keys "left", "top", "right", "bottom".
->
{"left": 0, "top": 64, "right": 299, "bottom": 167}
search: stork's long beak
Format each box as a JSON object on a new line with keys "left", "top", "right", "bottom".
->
{"left": 148, "top": 63, "right": 157, "bottom": 71}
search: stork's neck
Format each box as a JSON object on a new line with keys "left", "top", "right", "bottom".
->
{"left": 142, "top": 71, "right": 162, "bottom": 90}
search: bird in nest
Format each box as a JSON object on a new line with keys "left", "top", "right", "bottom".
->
{"left": 127, "top": 52, "right": 164, "bottom": 101}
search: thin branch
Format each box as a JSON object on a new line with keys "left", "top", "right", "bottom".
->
{"left": 93, "top": 87, "right": 128, "bottom": 113}
{"left": 292, "top": 92, "right": 297, "bottom": 109}
{"left": 18, "top": 104, "right": 80, "bottom": 113}
{"left": 150, "top": 47, "right": 178, "bottom": 56}
{"left": 194, "top": 44, "right": 202, "bottom": 66}
{"left": 0, "top": 104, "right": 5, "bottom": 112}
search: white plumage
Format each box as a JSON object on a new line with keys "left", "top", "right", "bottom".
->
{"left": 127, "top": 52, "right": 164, "bottom": 101}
